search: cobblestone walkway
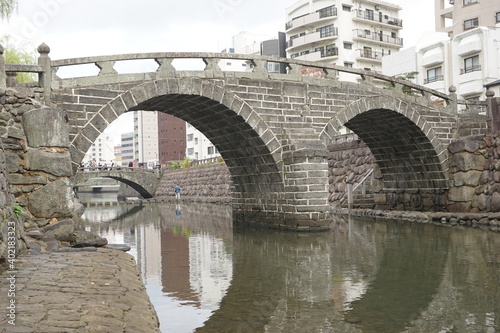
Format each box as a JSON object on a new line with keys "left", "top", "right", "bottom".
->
{"left": 0, "top": 248, "right": 160, "bottom": 333}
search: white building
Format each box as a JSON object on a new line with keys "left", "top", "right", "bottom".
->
{"left": 186, "top": 123, "right": 219, "bottom": 161}
{"left": 134, "top": 111, "right": 159, "bottom": 167}
{"left": 83, "top": 132, "right": 115, "bottom": 166}
{"left": 285, "top": 0, "right": 404, "bottom": 79}
{"left": 120, "top": 132, "right": 135, "bottom": 167}
{"left": 383, "top": 0, "right": 500, "bottom": 102}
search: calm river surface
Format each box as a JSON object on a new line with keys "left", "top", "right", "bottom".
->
{"left": 78, "top": 193, "right": 500, "bottom": 333}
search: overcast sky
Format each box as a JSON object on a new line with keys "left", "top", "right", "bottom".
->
{"left": 1, "top": 0, "right": 436, "bottom": 58}
{"left": 0, "top": 0, "right": 436, "bottom": 139}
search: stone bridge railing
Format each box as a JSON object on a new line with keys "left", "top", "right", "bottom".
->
{"left": 0, "top": 42, "right": 468, "bottom": 113}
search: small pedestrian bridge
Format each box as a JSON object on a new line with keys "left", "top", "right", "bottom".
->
{"left": 1, "top": 43, "right": 493, "bottom": 230}
{"left": 73, "top": 167, "right": 161, "bottom": 199}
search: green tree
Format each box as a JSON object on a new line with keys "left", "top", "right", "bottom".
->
{"left": 386, "top": 71, "right": 420, "bottom": 96}
{"left": 0, "top": 0, "right": 17, "bottom": 21}
{"left": 1, "top": 35, "right": 37, "bottom": 83}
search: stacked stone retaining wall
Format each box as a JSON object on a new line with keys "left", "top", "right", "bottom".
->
{"left": 156, "top": 163, "right": 232, "bottom": 199}
{"left": 448, "top": 132, "right": 500, "bottom": 213}
{"left": 327, "top": 134, "right": 381, "bottom": 207}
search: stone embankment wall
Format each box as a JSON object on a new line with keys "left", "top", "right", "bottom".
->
{"left": 156, "top": 163, "right": 232, "bottom": 200}
{"left": 448, "top": 133, "right": 500, "bottom": 213}
{"left": 0, "top": 138, "right": 25, "bottom": 268}
{"left": 0, "top": 87, "right": 89, "bottom": 267}
{"left": 327, "top": 134, "right": 381, "bottom": 207}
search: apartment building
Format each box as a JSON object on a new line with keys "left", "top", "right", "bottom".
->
{"left": 435, "top": 0, "right": 500, "bottom": 38}
{"left": 120, "top": 132, "right": 135, "bottom": 167}
{"left": 285, "top": 0, "right": 404, "bottom": 77}
{"left": 383, "top": 1, "right": 500, "bottom": 101}
{"left": 134, "top": 111, "right": 159, "bottom": 167}
{"left": 158, "top": 113, "right": 186, "bottom": 165}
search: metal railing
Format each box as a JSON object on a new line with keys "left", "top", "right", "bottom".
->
{"left": 352, "top": 9, "right": 403, "bottom": 27}
{"left": 354, "top": 29, "right": 403, "bottom": 46}
{"left": 339, "top": 169, "right": 375, "bottom": 209}
{"left": 424, "top": 75, "right": 444, "bottom": 84}
{"left": 460, "top": 65, "right": 481, "bottom": 74}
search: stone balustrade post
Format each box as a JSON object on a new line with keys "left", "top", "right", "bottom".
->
{"left": 37, "top": 43, "right": 52, "bottom": 104}
{"left": 0, "top": 44, "right": 5, "bottom": 89}
{"left": 448, "top": 85, "right": 458, "bottom": 115}
{"left": 6, "top": 71, "right": 17, "bottom": 87}
{"left": 486, "top": 89, "right": 499, "bottom": 132}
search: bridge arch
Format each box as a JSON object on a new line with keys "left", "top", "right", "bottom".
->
{"left": 73, "top": 169, "right": 160, "bottom": 199}
{"left": 321, "top": 94, "right": 450, "bottom": 208}
{"left": 69, "top": 78, "right": 297, "bottom": 227}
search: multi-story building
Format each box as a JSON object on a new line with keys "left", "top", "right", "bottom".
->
{"left": 285, "top": 0, "right": 404, "bottom": 77}
{"left": 435, "top": 0, "right": 500, "bottom": 38}
{"left": 120, "top": 132, "right": 135, "bottom": 167}
{"left": 158, "top": 113, "right": 186, "bottom": 165}
{"left": 383, "top": 1, "right": 500, "bottom": 101}
{"left": 134, "top": 111, "right": 159, "bottom": 168}
{"left": 186, "top": 124, "right": 219, "bottom": 161}
{"left": 83, "top": 132, "right": 115, "bottom": 166}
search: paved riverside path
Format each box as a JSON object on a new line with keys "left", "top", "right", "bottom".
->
{"left": 0, "top": 248, "right": 160, "bottom": 333}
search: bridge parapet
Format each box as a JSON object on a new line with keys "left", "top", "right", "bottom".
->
{"left": 1, "top": 43, "right": 458, "bottom": 114}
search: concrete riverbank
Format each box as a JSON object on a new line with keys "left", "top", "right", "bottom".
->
{"left": 0, "top": 248, "right": 160, "bottom": 333}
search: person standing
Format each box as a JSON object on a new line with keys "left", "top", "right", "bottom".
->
{"left": 174, "top": 185, "right": 181, "bottom": 200}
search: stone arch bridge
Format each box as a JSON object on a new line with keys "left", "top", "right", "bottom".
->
{"left": 2, "top": 44, "right": 491, "bottom": 230}
{"left": 73, "top": 167, "right": 161, "bottom": 199}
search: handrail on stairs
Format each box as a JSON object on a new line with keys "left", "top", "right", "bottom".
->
{"left": 345, "top": 169, "right": 374, "bottom": 209}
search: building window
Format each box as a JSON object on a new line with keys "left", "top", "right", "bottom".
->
{"left": 316, "top": 24, "right": 335, "bottom": 38}
{"left": 187, "top": 133, "right": 193, "bottom": 141}
{"left": 187, "top": 148, "right": 194, "bottom": 156}
{"left": 344, "top": 62, "right": 353, "bottom": 68}
{"left": 462, "top": 55, "right": 480, "bottom": 74}
{"left": 318, "top": 5, "right": 336, "bottom": 18}
{"left": 343, "top": 42, "right": 353, "bottom": 49}
{"left": 496, "top": 12, "right": 500, "bottom": 22}
{"left": 365, "top": 9, "right": 374, "bottom": 20}
{"left": 464, "top": 17, "right": 479, "bottom": 30}
{"left": 425, "top": 67, "right": 443, "bottom": 84}
{"left": 208, "top": 146, "right": 214, "bottom": 155}
{"left": 342, "top": 5, "right": 352, "bottom": 12}
{"left": 463, "top": 0, "right": 478, "bottom": 5}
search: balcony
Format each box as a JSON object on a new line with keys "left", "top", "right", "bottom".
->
{"left": 460, "top": 65, "right": 481, "bottom": 74}
{"left": 293, "top": 47, "right": 339, "bottom": 62}
{"left": 352, "top": 9, "right": 403, "bottom": 28}
{"left": 286, "top": 6, "right": 337, "bottom": 32}
{"left": 287, "top": 28, "right": 339, "bottom": 51}
{"left": 357, "top": 49, "right": 384, "bottom": 62}
{"left": 353, "top": 29, "right": 403, "bottom": 47}
{"left": 424, "top": 75, "right": 444, "bottom": 84}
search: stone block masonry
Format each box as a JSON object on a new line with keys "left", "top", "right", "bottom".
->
{"left": 448, "top": 132, "right": 500, "bottom": 214}
{"left": 156, "top": 163, "right": 232, "bottom": 200}
{"left": 0, "top": 248, "right": 160, "bottom": 332}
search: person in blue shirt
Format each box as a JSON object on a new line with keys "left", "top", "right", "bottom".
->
{"left": 174, "top": 185, "right": 181, "bottom": 199}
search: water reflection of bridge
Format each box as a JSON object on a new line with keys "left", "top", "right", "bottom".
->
{"left": 81, "top": 203, "right": 500, "bottom": 332}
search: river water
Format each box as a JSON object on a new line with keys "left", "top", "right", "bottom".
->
{"left": 78, "top": 193, "right": 500, "bottom": 333}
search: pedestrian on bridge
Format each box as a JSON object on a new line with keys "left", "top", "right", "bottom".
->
{"left": 174, "top": 185, "right": 181, "bottom": 200}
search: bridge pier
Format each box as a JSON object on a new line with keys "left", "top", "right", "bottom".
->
{"left": 233, "top": 146, "right": 331, "bottom": 231}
